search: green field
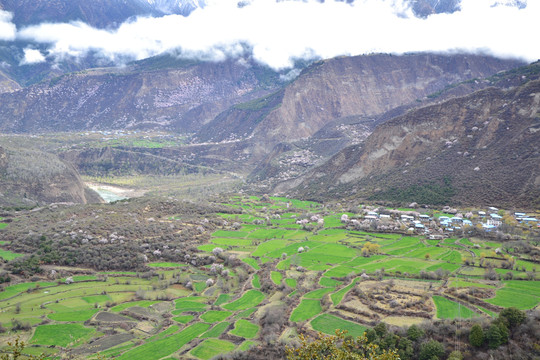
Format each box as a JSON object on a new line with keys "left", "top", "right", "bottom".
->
{"left": 0, "top": 282, "right": 56, "bottom": 301}
{"left": 432, "top": 296, "right": 478, "bottom": 319}
{"left": 485, "top": 281, "right": 540, "bottom": 309}
{"left": 252, "top": 274, "right": 261, "bottom": 289}
{"left": 173, "top": 315, "right": 194, "bottom": 324}
{"left": 331, "top": 279, "right": 358, "bottom": 306}
{"left": 285, "top": 278, "right": 297, "bottom": 288}
{"left": 311, "top": 314, "right": 367, "bottom": 337}
{"left": 271, "top": 271, "right": 283, "bottom": 285}
{"left": 200, "top": 310, "right": 232, "bottom": 323}
{"left": 324, "top": 265, "right": 358, "bottom": 278}
{"left": 48, "top": 309, "right": 99, "bottom": 322}
{"left": 147, "top": 262, "right": 187, "bottom": 268}
{"left": 117, "top": 323, "right": 210, "bottom": 360}
{"left": 201, "top": 322, "right": 231, "bottom": 338}
{"left": 252, "top": 239, "right": 289, "bottom": 257}
{"left": 223, "top": 290, "right": 265, "bottom": 311}
{"left": 175, "top": 299, "right": 208, "bottom": 312}
{"left": 82, "top": 294, "right": 111, "bottom": 304}
{"left": 290, "top": 299, "right": 322, "bottom": 322}
{"left": 31, "top": 324, "right": 96, "bottom": 347}
{"left": 191, "top": 339, "right": 236, "bottom": 360}
{"left": 215, "top": 294, "right": 232, "bottom": 306}
{"left": 319, "top": 277, "right": 343, "bottom": 287}
{"left": 242, "top": 257, "right": 260, "bottom": 270}
{"left": 1, "top": 193, "right": 538, "bottom": 359}
{"left": 304, "top": 287, "right": 334, "bottom": 299}
{"left": 110, "top": 300, "right": 160, "bottom": 312}
{"left": 0, "top": 249, "right": 24, "bottom": 260}
{"left": 212, "top": 230, "right": 250, "bottom": 238}
{"left": 230, "top": 319, "right": 260, "bottom": 339}
{"left": 238, "top": 340, "right": 256, "bottom": 351}
{"left": 448, "top": 279, "right": 495, "bottom": 289}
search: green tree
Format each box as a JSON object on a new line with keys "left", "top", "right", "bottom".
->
{"left": 492, "top": 319, "right": 509, "bottom": 344}
{"left": 286, "top": 331, "right": 399, "bottom": 360}
{"left": 381, "top": 333, "right": 399, "bottom": 350}
{"left": 407, "top": 324, "right": 424, "bottom": 341}
{"left": 397, "top": 337, "right": 414, "bottom": 360}
{"left": 447, "top": 351, "right": 463, "bottom": 360}
{"left": 469, "top": 324, "right": 484, "bottom": 347}
{"left": 418, "top": 339, "right": 445, "bottom": 360}
{"left": 374, "top": 322, "right": 388, "bottom": 338}
{"left": 499, "top": 307, "right": 526, "bottom": 328}
{"left": 486, "top": 324, "right": 502, "bottom": 349}
{"left": 364, "top": 328, "right": 377, "bottom": 343}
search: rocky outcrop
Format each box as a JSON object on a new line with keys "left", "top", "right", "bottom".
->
{"left": 198, "top": 54, "right": 523, "bottom": 156}
{"left": 0, "top": 145, "right": 103, "bottom": 207}
{"left": 291, "top": 72, "right": 540, "bottom": 208}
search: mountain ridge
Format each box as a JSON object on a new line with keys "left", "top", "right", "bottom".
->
{"left": 197, "top": 54, "right": 524, "bottom": 156}
{"left": 0, "top": 58, "right": 285, "bottom": 133}
{"left": 0, "top": 144, "right": 103, "bottom": 207}
{"left": 288, "top": 72, "right": 540, "bottom": 208}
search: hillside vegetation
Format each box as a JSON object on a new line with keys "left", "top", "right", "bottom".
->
{"left": 0, "top": 195, "right": 538, "bottom": 359}
{"left": 292, "top": 71, "right": 540, "bottom": 208}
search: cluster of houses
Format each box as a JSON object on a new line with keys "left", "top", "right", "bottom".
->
{"left": 352, "top": 205, "right": 538, "bottom": 237}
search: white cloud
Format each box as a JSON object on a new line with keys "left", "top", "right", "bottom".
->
{"left": 20, "top": 48, "right": 46, "bottom": 65}
{"left": 15, "top": 0, "right": 540, "bottom": 70}
{"left": 0, "top": 10, "right": 16, "bottom": 41}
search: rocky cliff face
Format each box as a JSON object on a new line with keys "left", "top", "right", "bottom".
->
{"left": 0, "top": 59, "right": 283, "bottom": 133}
{"left": 198, "top": 54, "right": 524, "bottom": 155}
{"left": 0, "top": 144, "right": 102, "bottom": 207}
{"left": 291, "top": 73, "right": 540, "bottom": 208}
{"left": 0, "top": 69, "right": 20, "bottom": 94}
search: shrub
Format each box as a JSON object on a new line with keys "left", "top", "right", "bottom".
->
{"left": 499, "top": 307, "right": 526, "bottom": 328}
{"left": 285, "top": 331, "right": 399, "bottom": 360}
{"left": 407, "top": 324, "right": 424, "bottom": 342}
{"left": 447, "top": 351, "right": 463, "bottom": 360}
{"left": 418, "top": 340, "right": 445, "bottom": 360}
{"left": 486, "top": 325, "right": 502, "bottom": 349}
{"left": 469, "top": 324, "right": 484, "bottom": 347}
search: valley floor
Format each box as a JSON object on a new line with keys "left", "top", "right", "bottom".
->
{"left": 0, "top": 195, "right": 538, "bottom": 359}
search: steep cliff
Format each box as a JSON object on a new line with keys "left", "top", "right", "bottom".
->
{"left": 291, "top": 75, "right": 540, "bottom": 208}
{"left": 0, "top": 145, "right": 103, "bottom": 207}
{"left": 197, "top": 54, "right": 523, "bottom": 155}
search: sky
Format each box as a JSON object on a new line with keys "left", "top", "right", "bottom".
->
{"left": 0, "top": 0, "right": 538, "bottom": 70}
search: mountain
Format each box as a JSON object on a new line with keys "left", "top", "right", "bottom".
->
{"left": 0, "top": 69, "right": 20, "bottom": 93}
{"left": 142, "top": 0, "right": 207, "bottom": 15}
{"left": 411, "top": 0, "right": 460, "bottom": 17}
{"left": 288, "top": 64, "right": 540, "bottom": 208}
{"left": 198, "top": 54, "right": 524, "bottom": 156}
{"left": 247, "top": 61, "right": 540, "bottom": 192}
{"left": 0, "top": 0, "right": 208, "bottom": 28}
{"left": 0, "top": 57, "right": 284, "bottom": 133}
{"left": 0, "top": 0, "right": 207, "bottom": 87}
{"left": 0, "top": 0, "right": 155, "bottom": 28}
{"left": 0, "top": 143, "right": 102, "bottom": 207}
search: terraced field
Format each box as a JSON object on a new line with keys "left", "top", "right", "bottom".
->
{"left": 0, "top": 195, "right": 538, "bottom": 359}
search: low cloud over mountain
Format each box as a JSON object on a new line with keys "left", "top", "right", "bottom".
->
{"left": 1, "top": 0, "right": 538, "bottom": 70}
